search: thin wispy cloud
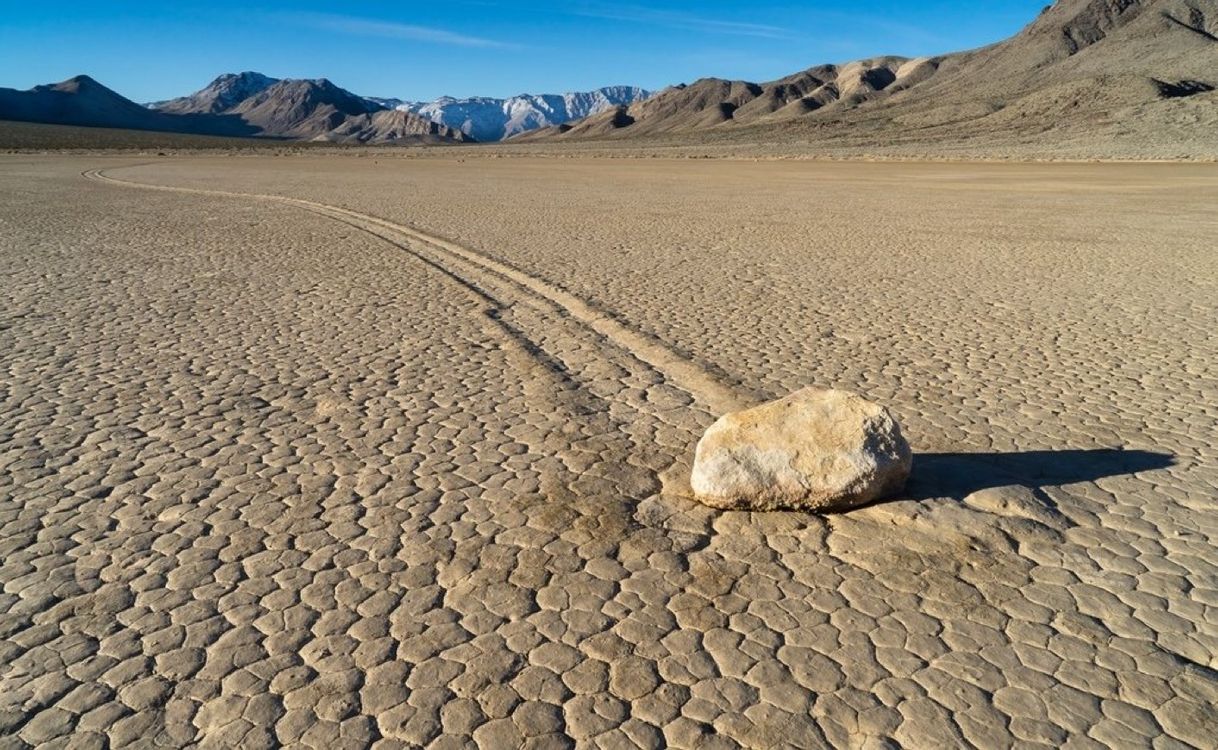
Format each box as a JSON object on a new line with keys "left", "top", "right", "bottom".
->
{"left": 571, "top": 3, "right": 793, "bottom": 39}
{"left": 286, "top": 12, "right": 519, "bottom": 50}
{"left": 567, "top": 3, "right": 944, "bottom": 50}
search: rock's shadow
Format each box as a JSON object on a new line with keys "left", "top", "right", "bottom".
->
{"left": 906, "top": 449, "right": 1176, "bottom": 501}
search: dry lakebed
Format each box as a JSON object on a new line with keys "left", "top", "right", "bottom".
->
{"left": 1, "top": 154, "right": 1216, "bottom": 748}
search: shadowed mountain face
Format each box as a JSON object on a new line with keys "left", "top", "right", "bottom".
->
{"left": 0, "top": 74, "right": 471, "bottom": 144}
{"left": 0, "top": 76, "right": 260, "bottom": 137}
{"left": 518, "top": 0, "right": 1218, "bottom": 147}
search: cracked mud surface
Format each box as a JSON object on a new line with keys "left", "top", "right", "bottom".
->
{"left": 2, "top": 155, "right": 1216, "bottom": 748}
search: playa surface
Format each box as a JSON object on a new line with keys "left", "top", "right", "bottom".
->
{"left": 2, "top": 154, "right": 1216, "bottom": 748}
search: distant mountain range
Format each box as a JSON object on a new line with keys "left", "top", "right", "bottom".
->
{"left": 2, "top": 0, "right": 1214, "bottom": 154}
{"left": 0, "top": 72, "right": 469, "bottom": 144}
{"left": 391, "top": 88, "right": 652, "bottom": 142}
{"left": 153, "top": 76, "right": 651, "bottom": 142}
{"left": 518, "top": 0, "right": 1218, "bottom": 150}
{"left": 0, "top": 70, "right": 649, "bottom": 145}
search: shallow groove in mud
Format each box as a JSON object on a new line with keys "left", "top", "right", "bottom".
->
{"left": 83, "top": 167, "right": 750, "bottom": 416}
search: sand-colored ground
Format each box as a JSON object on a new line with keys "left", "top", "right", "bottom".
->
{"left": 2, "top": 155, "right": 1216, "bottom": 748}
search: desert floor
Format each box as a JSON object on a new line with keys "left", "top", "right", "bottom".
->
{"left": 2, "top": 155, "right": 1216, "bottom": 748}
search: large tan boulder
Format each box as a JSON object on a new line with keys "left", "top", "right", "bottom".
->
{"left": 690, "top": 388, "right": 912, "bottom": 512}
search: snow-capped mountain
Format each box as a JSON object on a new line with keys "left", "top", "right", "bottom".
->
{"left": 397, "top": 87, "right": 652, "bottom": 142}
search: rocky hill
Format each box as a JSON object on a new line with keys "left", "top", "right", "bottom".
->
{"left": 516, "top": 0, "right": 1218, "bottom": 156}
{"left": 324, "top": 108, "right": 474, "bottom": 144}
{"left": 0, "top": 75, "right": 257, "bottom": 137}
{"left": 148, "top": 71, "right": 278, "bottom": 114}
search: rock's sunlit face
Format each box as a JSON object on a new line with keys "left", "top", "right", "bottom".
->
{"left": 691, "top": 388, "right": 912, "bottom": 512}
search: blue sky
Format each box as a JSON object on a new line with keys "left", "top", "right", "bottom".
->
{"left": 0, "top": 1, "right": 1047, "bottom": 102}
